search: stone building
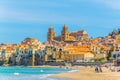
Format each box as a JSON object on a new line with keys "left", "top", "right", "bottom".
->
{"left": 61, "top": 24, "right": 75, "bottom": 41}
{"left": 47, "top": 24, "right": 88, "bottom": 42}
{"left": 44, "top": 46, "right": 63, "bottom": 62}
{"left": 47, "top": 25, "right": 56, "bottom": 42}
{"left": 70, "top": 30, "right": 88, "bottom": 40}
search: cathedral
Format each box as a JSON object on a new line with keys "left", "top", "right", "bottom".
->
{"left": 47, "top": 25, "right": 56, "bottom": 41}
{"left": 47, "top": 24, "right": 88, "bottom": 42}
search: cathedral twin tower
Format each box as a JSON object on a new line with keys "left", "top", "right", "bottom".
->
{"left": 47, "top": 24, "right": 70, "bottom": 42}
{"left": 47, "top": 24, "right": 88, "bottom": 42}
{"left": 47, "top": 25, "right": 56, "bottom": 41}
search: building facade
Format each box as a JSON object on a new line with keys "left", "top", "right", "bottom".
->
{"left": 47, "top": 24, "right": 88, "bottom": 42}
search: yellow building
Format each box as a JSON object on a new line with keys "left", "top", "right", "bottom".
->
{"left": 2, "top": 47, "right": 15, "bottom": 61}
{"left": 115, "top": 35, "right": 120, "bottom": 42}
{"left": 21, "top": 37, "right": 45, "bottom": 50}
{"left": 62, "top": 46, "right": 94, "bottom": 62}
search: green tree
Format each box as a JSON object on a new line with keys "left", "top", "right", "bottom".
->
{"left": 106, "top": 51, "right": 112, "bottom": 61}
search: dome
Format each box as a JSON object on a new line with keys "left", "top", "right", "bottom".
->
{"left": 21, "top": 38, "right": 42, "bottom": 45}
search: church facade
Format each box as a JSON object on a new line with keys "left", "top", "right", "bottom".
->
{"left": 47, "top": 24, "right": 89, "bottom": 42}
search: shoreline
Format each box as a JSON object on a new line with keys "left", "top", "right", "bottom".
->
{"left": 0, "top": 65, "right": 61, "bottom": 68}
{"left": 1, "top": 65, "right": 120, "bottom": 80}
{"left": 52, "top": 66, "right": 120, "bottom": 80}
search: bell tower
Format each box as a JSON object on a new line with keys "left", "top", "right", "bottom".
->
{"left": 47, "top": 25, "right": 56, "bottom": 41}
{"left": 61, "top": 24, "right": 69, "bottom": 41}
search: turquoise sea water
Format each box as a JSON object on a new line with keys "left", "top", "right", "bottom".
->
{"left": 0, "top": 67, "right": 72, "bottom": 80}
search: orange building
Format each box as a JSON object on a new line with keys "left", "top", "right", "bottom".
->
{"left": 62, "top": 46, "right": 94, "bottom": 62}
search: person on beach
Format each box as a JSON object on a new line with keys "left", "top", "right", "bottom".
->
{"left": 99, "top": 65, "right": 102, "bottom": 72}
{"left": 59, "top": 65, "right": 62, "bottom": 68}
{"left": 95, "top": 66, "right": 99, "bottom": 73}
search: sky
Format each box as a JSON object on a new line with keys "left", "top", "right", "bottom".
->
{"left": 0, "top": 0, "right": 120, "bottom": 43}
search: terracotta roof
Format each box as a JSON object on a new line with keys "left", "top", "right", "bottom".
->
{"left": 114, "top": 42, "right": 120, "bottom": 44}
{"left": 5, "top": 47, "right": 12, "bottom": 51}
{"left": 65, "top": 46, "right": 91, "bottom": 52}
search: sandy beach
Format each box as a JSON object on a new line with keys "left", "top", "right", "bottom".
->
{"left": 53, "top": 66, "right": 120, "bottom": 80}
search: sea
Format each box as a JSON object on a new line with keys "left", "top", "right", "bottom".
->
{"left": 0, "top": 67, "right": 74, "bottom": 80}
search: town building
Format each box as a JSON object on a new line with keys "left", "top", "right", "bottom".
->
{"left": 62, "top": 46, "right": 94, "bottom": 62}
{"left": 47, "top": 24, "right": 89, "bottom": 42}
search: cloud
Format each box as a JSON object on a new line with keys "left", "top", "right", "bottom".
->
{"left": 0, "top": 7, "right": 86, "bottom": 24}
{"left": 94, "top": 0, "right": 120, "bottom": 10}
{"left": 0, "top": 11, "right": 58, "bottom": 23}
{"left": 0, "top": 0, "right": 70, "bottom": 23}
{"left": 0, "top": 0, "right": 120, "bottom": 27}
